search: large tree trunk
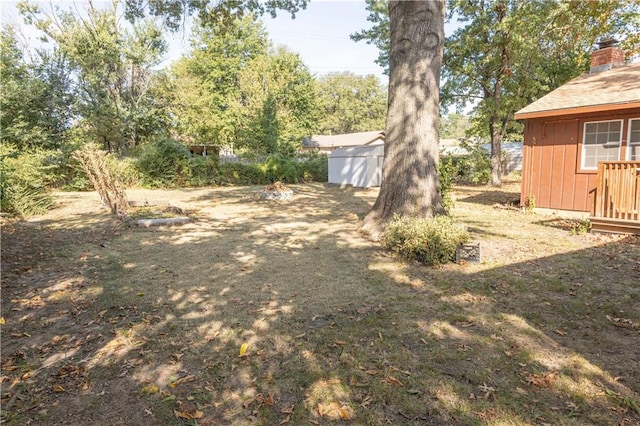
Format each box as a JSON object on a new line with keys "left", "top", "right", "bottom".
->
{"left": 362, "top": 0, "right": 445, "bottom": 238}
{"left": 490, "top": 6, "right": 509, "bottom": 187}
{"left": 490, "top": 117, "right": 503, "bottom": 187}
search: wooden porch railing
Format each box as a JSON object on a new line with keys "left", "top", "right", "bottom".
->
{"left": 592, "top": 161, "right": 640, "bottom": 221}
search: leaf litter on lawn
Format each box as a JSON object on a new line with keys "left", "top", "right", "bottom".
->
{"left": 1, "top": 182, "right": 639, "bottom": 425}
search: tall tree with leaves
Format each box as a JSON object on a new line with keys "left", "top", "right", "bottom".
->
{"left": 352, "top": 0, "right": 640, "bottom": 186}
{"left": 315, "top": 71, "right": 387, "bottom": 135}
{"left": 239, "top": 46, "right": 318, "bottom": 155}
{"left": 19, "top": 0, "right": 168, "bottom": 154}
{"left": 0, "top": 27, "right": 73, "bottom": 150}
{"left": 169, "top": 15, "right": 270, "bottom": 150}
{"left": 444, "top": 0, "right": 640, "bottom": 186}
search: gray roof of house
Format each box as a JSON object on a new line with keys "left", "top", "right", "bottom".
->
{"left": 303, "top": 130, "right": 385, "bottom": 148}
{"left": 515, "top": 61, "right": 640, "bottom": 119}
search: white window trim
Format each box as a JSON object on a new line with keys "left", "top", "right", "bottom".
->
{"left": 580, "top": 119, "right": 623, "bottom": 170}
{"left": 626, "top": 118, "right": 640, "bottom": 161}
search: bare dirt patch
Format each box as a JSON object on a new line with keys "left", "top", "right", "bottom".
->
{"left": 2, "top": 182, "right": 639, "bottom": 425}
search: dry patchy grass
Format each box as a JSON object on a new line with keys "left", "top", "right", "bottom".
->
{"left": 1, "top": 182, "right": 639, "bottom": 425}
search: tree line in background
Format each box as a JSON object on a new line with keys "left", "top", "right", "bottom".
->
{"left": 1, "top": 1, "right": 390, "bottom": 215}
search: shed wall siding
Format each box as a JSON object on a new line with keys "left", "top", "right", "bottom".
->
{"left": 521, "top": 108, "right": 640, "bottom": 212}
{"left": 521, "top": 119, "right": 595, "bottom": 211}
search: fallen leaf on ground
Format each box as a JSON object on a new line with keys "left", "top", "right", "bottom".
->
{"left": 383, "top": 375, "right": 404, "bottom": 387}
{"left": 239, "top": 343, "right": 249, "bottom": 357}
{"left": 174, "top": 375, "right": 196, "bottom": 385}
{"left": 174, "top": 409, "right": 204, "bottom": 419}
{"left": 479, "top": 383, "right": 495, "bottom": 399}
{"left": 142, "top": 384, "right": 159, "bottom": 394}
{"left": 524, "top": 371, "right": 558, "bottom": 388}
{"left": 338, "top": 405, "right": 352, "bottom": 420}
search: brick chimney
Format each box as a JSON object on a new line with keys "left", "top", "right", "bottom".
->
{"left": 590, "top": 38, "right": 625, "bottom": 73}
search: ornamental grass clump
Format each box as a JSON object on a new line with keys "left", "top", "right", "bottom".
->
{"left": 381, "top": 215, "right": 470, "bottom": 266}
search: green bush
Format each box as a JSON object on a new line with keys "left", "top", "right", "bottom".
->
{"left": 298, "top": 155, "right": 328, "bottom": 183}
{"left": 457, "top": 141, "right": 491, "bottom": 184}
{"left": 188, "top": 156, "right": 218, "bottom": 186}
{"left": 215, "top": 155, "right": 328, "bottom": 186}
{"left": 216, "top": 162, "right": 265, "bottom": 185}
{"left": 0, "top": 145, "right": 55, "bottom": 216}
{"left": 259, "top": 154, "right": 300, "bottom": 183}
{"left": 381, "top": 215, "right": 470, "bottom": 266}
{"left": 136, "top": 138, "right": 192, "bottom": 187}
{"left": 438, "top": 156, "right": 456, "bottom": 213}
{"left": 108, "top": 156, "right": 141, "bottom": 188}
{"left": 441, "top": 141, "right": 491, "bottom": 186}
{"left": 132, "top": 145, "right": 329, "bottom": 188}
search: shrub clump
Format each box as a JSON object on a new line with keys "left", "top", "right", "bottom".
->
{"left": 136, "top": 138, "right": 192, "bottom": 187}
{"left": 440, "top": 140, "right": 491, "bottom": 186}
{"left": 381, "top": 215, "right": 470, "bottom": 266}
{"left": 0, "top": 145, "right": 55, "bottom": 217}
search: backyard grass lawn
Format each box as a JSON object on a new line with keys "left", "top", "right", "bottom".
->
{"left": 2, "top": 181, "right": 639, "bottom": 425}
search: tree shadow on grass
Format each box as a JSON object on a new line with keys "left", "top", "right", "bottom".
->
{"left": 458, "top": 190, "right": 522, "bottom": 207}
{"left": 1, "top": 186, "right": 639, "bottom": 425}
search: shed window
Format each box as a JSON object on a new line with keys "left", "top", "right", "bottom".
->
{"left": 628, "top": 119, "right": 640, "bottom": 161}
{"left": 581, "top": 120, "right": 622, "bottom": 170}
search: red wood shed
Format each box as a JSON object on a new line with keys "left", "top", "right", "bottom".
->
{"left": 515, "top": 42, "right": 640, "bottom": 234}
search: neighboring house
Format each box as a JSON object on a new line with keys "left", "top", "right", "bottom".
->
{"left": 302, "top": 130, "right": 385, "bottom": 153}
{"left": 515, "top": 40, "right": 640, "bottom": 234}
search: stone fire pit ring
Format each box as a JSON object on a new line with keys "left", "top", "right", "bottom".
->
{"left": 259, "top": 189, "right": 294, "bottom": 200}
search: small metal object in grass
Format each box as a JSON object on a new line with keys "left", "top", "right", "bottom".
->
{"left": 456, "top": 243, "right": 481, "bottom": 264}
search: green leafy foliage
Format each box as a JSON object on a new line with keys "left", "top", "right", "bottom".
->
{"left": 441, "top": 141, "right": 492, "bottom": 186}
{"left": 298, "top": 154, "right": 328, "bottom": 183}
{"left": 259, "top": 154, "right": 301, "bottom": 183}
{"left": 437, "top": 157, "right": 456, "bottom": 214}
{"left": 350, "top": 0, "right": 389, "bottom": 73}
{"left": 315, "top": 71, "right": 387, "bottom": 135}
{"left": 0, "top": 28, "right": 72, "bottom": 151}
{"left": 216, "top": 163, "right": 265, "bottom": 186}
{"left": 188, "top": 156, "right": 219, "bottom": 187}
{"left": 19, "top": 1, "right": 168, "bottom": 154}
{"left": 169, "top": 15, "right": 270, "bottom": 151}
{"left": 239, "top": 46, "right": 319, "bottom": 155}
{"left": 134, "top": 147, "right": 327, "bottom": 188}
{"left": 440, "top": 113, "right": 470, "bottom": 139}
{"left": 381, "top": 215, "right": 470, "bottom": 267}
{"left": 0, "top": 145, "right": 55, "bottom": 216}
{"left": 170, "top": 17, "right": 318, "bottom": 157}
{"left": 214, "top": 155, "right": 327, "bottom": 186}
{"left": 107, "top": 156, "right": 141, "bottom": 188}
{"left": 123, "top": 0, "right": 309, "bottom": 32}
{"left": 136, "top": 138, "right": 192, "bottom": 187}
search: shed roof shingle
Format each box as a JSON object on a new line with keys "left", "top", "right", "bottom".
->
{"left": 515, "top": 62, "right": 640, "bottom": 120}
